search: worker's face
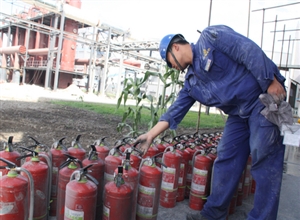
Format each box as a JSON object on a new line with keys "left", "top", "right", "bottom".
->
{"left": 167, "top": 44, "right": 188, "bottom": 71}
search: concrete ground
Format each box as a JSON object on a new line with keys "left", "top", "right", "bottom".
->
{"left": 157, "top": 172, "right": 300, "bottom": 220}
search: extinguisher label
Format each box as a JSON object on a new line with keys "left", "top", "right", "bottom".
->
{"left": 103, "top": 205, "right": 110, "bottom": 220}
{"left": 64, "top": 206, "right": 84, "bottom": 220}
{"left": 178, "top": 163, "right": 185, "bottom": 185}
{"left": 136, "top": 185, "right": 155, "bottom": 217}
{"left": 161, "top": 167, "right": 176, "bottom": 191}
{"left": 0, "top": 202, "right": 18, "bottom": 215}
{"left": 191, "top": 167, "right": 208, "bottom": 193}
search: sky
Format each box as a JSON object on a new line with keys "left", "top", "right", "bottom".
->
{"left": 1, "top": 0, "right": 299, "bottom": 63}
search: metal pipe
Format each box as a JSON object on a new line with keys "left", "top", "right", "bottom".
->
{"left": 279, "top": 24, "right": 285, "bottom": 67}
{"left": 0, "top": 45, "right": 26, "bottom": 55}
{"left": 6, "top": 25, "right": 11, "bottom": 47}
{"left": 100, "top": 27, "right": 111, "bottom": 96}
{"left": 23, "top": 25, "right": 31, "bottom": 84}
{"left": 87, "top": 27, "right": 96, "bottom": 93}
{"left": 286, "top": 35, "right": 291, "bottom": 68}
{"left": 45, "top": 14, "right": 59, "bottom": 89}
{"left": 116, "top": 34, "right": 125, "bottom": 99}
{"left": 17, "top": 167, "right": 35, "bottom": 220}
{"left": 247, "top": 0, "right": 251, "bottom": 37}
{"left": 208, "top": 0, "right": 213, "bottom": 26}
{"left": 54, "top": 2, "right": 65, "bottom": 91}
{"left": 261, "top": 8, "right": 265, "bottom": 48}
{"left": 28, "top": 47, "right": 58, "bottom": 55}
{"left": 271, "top": 15, "right": 278, "bottom": 60}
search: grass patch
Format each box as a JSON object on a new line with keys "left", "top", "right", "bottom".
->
{"left": 53, "top": 100, "right": 226, "bottom": 129}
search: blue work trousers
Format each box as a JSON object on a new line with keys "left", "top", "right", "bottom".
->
{"left": 201, "top": 101, "right": 285, "bottom": 220}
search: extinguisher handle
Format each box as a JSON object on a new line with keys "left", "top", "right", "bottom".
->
{"left": 123, "top": 137, "right": 134, "bottom": 145}
{"left": 132, "top": 141, "right": 143, "bottom": 155}
{"left": 152, "top": 152, "right": 167, "bottom": 168}
{"left": 28, "top": 136, "right": 41, "bottom": 145}
{"left": 88, "top": 145, "right": 97, "bottom": 160}
{"left": 0, "top": 157, "right": 17, "bottom": 168}
{"left": 86, "top": 173, "right": 99, "bottom": 185}
{"left": 17, "top": 153, "right": 34, "bottom": 161}
{"left": 60, "top": 153, "right": 83, "bottom": 169}
{"left": 161, "top": 135, "right": 170, "bottom": 144}
{"left": 174, "top": 143, "right": 184, "bottom": 150}
{"left": 5, "top": 136, "right": 15, "bottom": 152}
{"left": 18, "top": 146, "right": 39, "bottom": 157}
{"left": 94, "top": 136, "right": 108, "bottom": 146}
{"left": 71, "top": 134, "right": 83, "bottom": 149}
{"left": 52, "top": 137, "right": 68, "bottom": 151}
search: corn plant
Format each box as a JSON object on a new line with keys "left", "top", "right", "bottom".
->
{"left": 116, "top": 71, "right": 158, "bottom": 137}
{"left": 116, "top": 65, "right": 183, "bottom": 138}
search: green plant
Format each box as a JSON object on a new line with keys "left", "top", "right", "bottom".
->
{"left": 116, "top": 71, "right": 158, "bottom": 137}
{"left": 117, "top": 66, "right": 184, "bottom": 138}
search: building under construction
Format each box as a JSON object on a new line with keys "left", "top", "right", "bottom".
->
{"left": 0, "top": 0, "right": 162, "bottom": 98}
{"left": 0, "top": 0, "right": 299, "bottom": 116}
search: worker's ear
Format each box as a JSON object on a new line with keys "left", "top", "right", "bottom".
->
{"left": 172, "top": 43, "right": 180, "bottom": 52}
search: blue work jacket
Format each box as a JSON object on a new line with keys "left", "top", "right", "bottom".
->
{"left": 160, "top": 25, "right": 285, "bottom": 130}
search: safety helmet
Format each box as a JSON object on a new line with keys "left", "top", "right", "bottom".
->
{"left": 159, "top": 34, "right": 185, "bottom": 68}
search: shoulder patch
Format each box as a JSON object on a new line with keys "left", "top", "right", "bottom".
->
{"left": 203, "top": 48, "right": 211, "bottom": 57}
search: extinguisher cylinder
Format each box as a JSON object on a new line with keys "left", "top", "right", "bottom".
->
{"left": 103, "top": 169, "right": 133, "bottom": 220}
{"left": 65, "top": 178, "right": 98, "bottom": 220}
{"left": 160, "top": 147, "right": 181, "bottom": 208}
{"left": 189, "top": 150, "right": 213, "bottom": 211}
{"left": 136, "top": 158, "right": 163, "bottom": 220}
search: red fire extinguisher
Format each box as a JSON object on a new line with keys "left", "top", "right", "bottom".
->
{"left": 94, "top": 136, "right": 110, "bottom": 161}
{"left": 0, "top": 157, "right": 35, "bottom": 220}
{"left": 65, "top": 164, "right": 98, "bottom": 220}
{"left": 18, "top": 146, "right": 51, "bottom": 220}
{"left": 189, "top": 150, "right": 213, "bottom": 211}
{"left": 136, "top": 154, "right": 165, "bottom": 220}
{"left": 104, "top": 144, "right": 124, "bottom": 185}
{"left": 115, "top": 151, "right": 139, "bottom": 220}
{"left": 174, "top": 143, "right": 190, "bottom": 202}
{"left": 0, "top": 136, "right": 21, "bottom": 177}
{"left": 160, "top": 146, "right": 182, "bottom": 208}
{"left": 103, "top": 166, "right": 133, "bottom": 220}
{"left": 49, "top": 137, "right": 68, "bottom": 217}
{"left": 82, "top": 145, "right": 105, "bottom": 220}
{"left": 56, "top": 154, "right": 82, "bottom": 220}
{"left": 68, "top": 134, "right": 86, "bottom": 162}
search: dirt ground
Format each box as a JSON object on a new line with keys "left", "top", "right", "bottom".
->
{"left": 0, "top": 83, "right": 223, "bottom": 151}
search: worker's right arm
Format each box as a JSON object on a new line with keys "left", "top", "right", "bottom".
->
{"left": 135, "top": 121, "right": 169, "bottom": 156}
{"left": 136, "top": 79, "right": 196, "bottom": 155}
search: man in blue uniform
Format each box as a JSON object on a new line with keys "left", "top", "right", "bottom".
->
{"left": 136, "top": 25, "right": 286, "bottom": 219}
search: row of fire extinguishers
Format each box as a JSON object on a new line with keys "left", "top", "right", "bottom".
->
{"left": 0, "top": 132, "right": 255, "bottom": 220}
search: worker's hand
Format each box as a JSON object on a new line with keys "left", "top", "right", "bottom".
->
{"left": 267, "top": 77, "right": 286, "bottom": 104}
{"left": 134, "top": 133, "right": 154, "bottom": 157}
